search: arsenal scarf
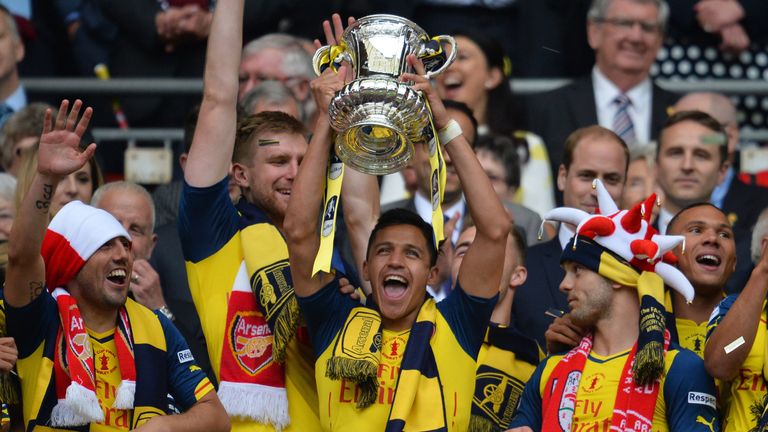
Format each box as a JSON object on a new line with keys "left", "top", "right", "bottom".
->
{"left": 542, "top": 331, "right": 670, "bottom": 432}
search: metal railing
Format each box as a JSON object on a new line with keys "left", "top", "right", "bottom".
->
{"left": 21, "top": 77, "right": 768, "bottom": 95}
{"left": 27, "top": 77, "right": 768, "bottom": 145}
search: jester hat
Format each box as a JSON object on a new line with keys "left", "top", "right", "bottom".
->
{"left": 545, "top": 179, "right": 694, "bottom": 385}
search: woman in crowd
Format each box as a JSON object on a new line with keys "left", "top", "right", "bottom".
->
{"left": 436, "top": 30, "right": 554, "bottom": 217}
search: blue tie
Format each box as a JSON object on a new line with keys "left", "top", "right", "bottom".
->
{"left": 612, "top": 94, "right": 636, "bottom": 146}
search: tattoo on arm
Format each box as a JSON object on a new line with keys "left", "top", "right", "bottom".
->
{"left": 29, "top": 281, "right": 44, "bottom": 301}
{"left": 35, "top": 184, "right": 53, "bottom": 211}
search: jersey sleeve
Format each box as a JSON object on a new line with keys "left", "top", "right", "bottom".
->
{"left": 663, "top": 348, "right": 720, "bottom": 432}
{"left": 159, "top": 312, "right": 214, "bottom": 410}
{"left": 295, "top": 277, "right": 357, "bottom": 359}
{"left": 507, "top": 357, "right": 547, "bottom": 430}
{"left": 4, "top": 291, "right": 58, "bottom": 358}
{"left": 706, "top": 294, "right": 737, "bottom": 339}
{"left": 178, "top": 177, "right": 240, "bottom": 263}
{"left": 436, "top": 282, "right": 497, "bottom": 359}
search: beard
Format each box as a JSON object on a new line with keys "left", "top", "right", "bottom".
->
{"left": 569, "top": 280, "right": 613, "bottom": 328}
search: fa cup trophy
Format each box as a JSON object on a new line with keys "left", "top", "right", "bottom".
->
{"left": 313, "top": 15, "right": 456, "bottom": 175}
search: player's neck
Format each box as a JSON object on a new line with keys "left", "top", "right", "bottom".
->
{"left": 79, "top": 306, "right": 119, "bottom": 334}
{"left": 592, "top": 292, "right": 639, "bottom": 356}
{"left": 672, "top": 288, "right": 723, "bottom": 325}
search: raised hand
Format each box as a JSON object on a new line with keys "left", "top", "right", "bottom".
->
{"left": 37, "top": 99, "right": 96, "bottom": 179}
{"left": 401, "top": 55, "right": 450, "bottom": 129}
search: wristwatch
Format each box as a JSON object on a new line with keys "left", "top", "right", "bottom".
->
{"left": 157, "top": 305, "right": 175, "bottom": 321}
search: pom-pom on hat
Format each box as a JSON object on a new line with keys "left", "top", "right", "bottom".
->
{"left": 543, "top": 179, "right": 694, "bottom": 385}
{"left": 41, "top": 200, "right": 130, "bottom": 289}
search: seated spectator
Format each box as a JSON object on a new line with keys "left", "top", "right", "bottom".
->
{"left": 436, "top": 30, "right": 554, "bottom": 216}
{"left": 620, "top": 143, "right": 661, "bottom": 210}
{"left": 238, "top": 33, "right": 316, "bottom": 125}
{"left": 673, "top": 92, "right": 768, "bottom": 232}
{"left": 474, "top": 134, "right": 547, "bottom": 245}
{"left": 240, "top": 80, "right": 301, "bottom": 118}
{"left": 0, "top": 173, "right": 13, "bottom": 242}
{"left": 14, "top": 142, "right": 103, "bottom": 217}
{"left": 0, "top": 6, "right": 27, "bottom": 128}
{"left": 0, "top": 102, "right": 49, "bottom": 176}
{"left": 526, "top": 0, "right": 677, "bottom": 196}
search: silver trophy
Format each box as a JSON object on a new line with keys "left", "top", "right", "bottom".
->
{"left": 313, "top": 15, "right": 456, "bottom": 175}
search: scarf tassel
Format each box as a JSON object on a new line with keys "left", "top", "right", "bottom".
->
{"left": 113, "top": 380, "right": 135, "bottom": 410}
{"left": 271, "top": 298, "right": 301, "bottom": 364}
{"left": 218, "top": 381, "right": 289, "bottom": 431}
{"left": 325, "top": 357, "right": 378, "bottom": 408}
{"left": 468, "top": 414, "right": 501, "bottom": 432}
{"left": 631, "top": 340, "right": 665, "bottom": 386}
{"left": 50, "top": 382, "right": 104, "bottom": 427}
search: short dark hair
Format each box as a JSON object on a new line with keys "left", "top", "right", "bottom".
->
{"left": 475, "top": 134, "right": 521, "bottom": 189}
{"left": 666, "top": 202, "right": 730, "bottom": 234}
{"left": 562, "top": 125, "right": 629, "bottom": 174}
{"left": 367, "top": 208, "right": 438, "bottom": 267}
{"left": 510, "top": 225, "right": 527, "bottom": 263}
{"left": 659, "top": 110, "right": 728, "bottom": 164}
{"left": 443, "top": 99, "right": 478, "bottom": 146}
{"left": 232, "top": 111, "right": 307, "bottom": 165}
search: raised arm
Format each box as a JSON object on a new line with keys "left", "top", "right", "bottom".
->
{"left": 704, "top": 241, "right": 768, "bottom": 380}
{"left": 183, "top": 0, "right": 242, "bottom": 187}
{"left": 403, "top": 56, "right": 511, "bottom": 299}
{"left": 6, "top": 100, "right": 96, "bottom": 308}
{"left": 283, "top": 66, "right": 346, "bottom": 297}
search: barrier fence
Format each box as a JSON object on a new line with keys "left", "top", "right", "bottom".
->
{"left": 25, "top": 77, "right": 768, "bottom": 145}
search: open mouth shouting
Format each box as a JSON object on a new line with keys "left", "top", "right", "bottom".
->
{"left": 382, "top": 274, "right": 409, "bottom": 300}
{"left": 694, "top": 253, "right": 722, "bottom": 272}
{"left": 106, "top": 268, "right": 129, "bottom": 287}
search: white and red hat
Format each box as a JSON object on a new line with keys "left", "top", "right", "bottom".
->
{"left": 41, "top": 200, "right": 130, "bottom": 289}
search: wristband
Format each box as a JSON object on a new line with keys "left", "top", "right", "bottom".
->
{"left": 437, "top": 119, "right": 463, "bottom": 145}
{"left": 157, "top": 305, "right": 175, "bottom": 321}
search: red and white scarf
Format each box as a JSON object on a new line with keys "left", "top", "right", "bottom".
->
{"left": 542, "top": 331, "right": 670, "bottom": 432}
{"left": 217, "top": 262, "right": 288, "bottom": 429}
{"left": 50, "top": 288, "right": 137, "bottom": 426}
{"left": 40, "top": 201, "right": 133, "bottom": 427}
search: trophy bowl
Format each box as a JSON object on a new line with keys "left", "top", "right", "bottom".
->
{"left": 313, "top": 14, "right": 456, "bottom": 175}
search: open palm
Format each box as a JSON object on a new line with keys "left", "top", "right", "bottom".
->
{"left": 37, "top": 99, "right": 96, "bottom": 178}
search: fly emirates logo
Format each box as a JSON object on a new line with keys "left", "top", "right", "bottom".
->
{"left": 338, "top": 334, "right": 407, "bottom": 405}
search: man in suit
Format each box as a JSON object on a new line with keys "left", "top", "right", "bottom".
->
{"left": 512, "top": 125, "right": 628, "bottom": 346}
{"left": 673, "top": 92, "right": 768, "bottom": 232}
{"left": 526, "top": 0, "right": 677, "bottom": 186}
{"left": 0, "top": 5, "right": 26, "bottom": 129}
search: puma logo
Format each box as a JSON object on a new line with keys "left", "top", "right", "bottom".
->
{"left": 696, "top": 415, "right": 715, "bottom": 432}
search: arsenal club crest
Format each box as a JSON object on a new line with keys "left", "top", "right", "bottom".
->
{"left": 228, "top": 311, "right": 274, "bottom": 376}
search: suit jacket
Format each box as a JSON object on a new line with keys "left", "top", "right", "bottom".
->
{"left": 525, "top": 74, "right": 679, "bottom": 184}
{"left": 511, "top": 237, "right": 567, "bottom": 347}
{"left": 722, "top": 176, "right": 768, "bottom": 232}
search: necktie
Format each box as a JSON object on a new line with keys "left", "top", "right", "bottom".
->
{"left": 612, "top": 94, "right": 636, "bottom": 146}
{"left": 0, "top": 103, "right": 14, "bottom": 130}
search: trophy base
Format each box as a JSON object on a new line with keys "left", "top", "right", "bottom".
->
{"left": 329, "top": 77, "right": 429, "bottom": 175}
{"left": 335, "top": 117, "right": 412, "bottom": 175}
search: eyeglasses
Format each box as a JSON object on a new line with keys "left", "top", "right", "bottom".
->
{"left": 595, "top": 17, "right": 662, "bottom": 34}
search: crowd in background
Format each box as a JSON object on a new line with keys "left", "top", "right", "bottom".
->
{"left": 0, "top": 0, "right": 765, "bottom": 431}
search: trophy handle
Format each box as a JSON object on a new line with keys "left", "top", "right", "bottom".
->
{"left": 423, "top": 35, "right": 457, "bottom": 79}
{"left": 312, "top": 45, "right": 331, "bottom": 76}
{"left": 313, "top": 44, "right": 352, "bottom": 76}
